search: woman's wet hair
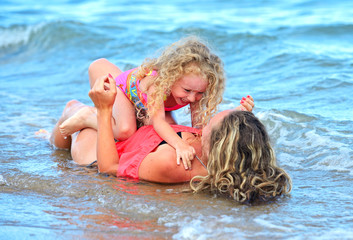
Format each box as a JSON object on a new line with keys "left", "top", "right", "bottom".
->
{"left": 190, "top": 111, "right": 292, "bottom": 203}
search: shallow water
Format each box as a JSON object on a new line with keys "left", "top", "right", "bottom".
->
{"left": 1, "top": 0, "right": 353, "bottom": 239}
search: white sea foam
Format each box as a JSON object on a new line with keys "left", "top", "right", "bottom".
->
{"left": 253, "top": 215, "right": 293, "bottom": 232}
{"left": 0, "top": 175, "right": 7, "bottom": 186}
{"left": 257, "top": 110, "right": 353, "bottom": 174}
{"left": 171, "top": 215, "right": 247, "bottom": 240}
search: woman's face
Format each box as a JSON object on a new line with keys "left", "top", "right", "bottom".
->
{"left": 201, "top": 109, "right": 234, "bottom": 156}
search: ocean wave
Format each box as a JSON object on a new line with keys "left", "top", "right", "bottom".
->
{"left": 282, "top": 23, "right": 353, "bottom": 39}
{"left": 0, "top": 22, "right": 51, "bottom": 49}
{"left": 271, "top": 24, "right": 353, "bottom": 58}
{"left": 0, "top": 20, "right": 111, "bottom": 54}
{"left": 312, "top": 74, "right": 353, "bottom": 91}
{"left": 257, "top": 110, "right": 353, "bottom": 174}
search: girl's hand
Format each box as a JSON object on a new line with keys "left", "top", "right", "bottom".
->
{"left": 176, "top": 142, "right": 196, "bottom": 170}
{"left": 89, "top": 74, "right": 117, "bottom": 110}
{"left": 235, "top": 95, "right": 254, "bottom": 112}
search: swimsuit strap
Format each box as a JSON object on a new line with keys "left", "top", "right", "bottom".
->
{"left": 126, "top": 69, "right": 148, "bottom": 109}
{"left": 146, "top": 69, "right": 158, "bottom": 77}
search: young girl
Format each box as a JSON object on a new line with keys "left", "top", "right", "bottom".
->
{"left": 59, "top": 36, "right": 226, "bottom": 170}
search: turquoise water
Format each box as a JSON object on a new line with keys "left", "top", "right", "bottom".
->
{"left": 1, "top": 0, "right": 353, "bottom": 239}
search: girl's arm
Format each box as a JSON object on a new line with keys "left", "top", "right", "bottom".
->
{"left": 89, "top": 74, "right": 119, "bottom": 175}
{"left": 190, "top": 102, "right": 199, "bottom": 128}
{"left": 151, "top": 106, "right": 195, "bottom": 170}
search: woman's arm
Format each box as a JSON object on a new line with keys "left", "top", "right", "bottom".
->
{"left": 89, "top": 74, "right": 119, "bottom": 175}
{"left": 235, "top": 95, "right": 254, "bottom": 111}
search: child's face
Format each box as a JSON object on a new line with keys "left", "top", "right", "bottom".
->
{"left": 170, "top": 73, "right": 208, "bottom": 106}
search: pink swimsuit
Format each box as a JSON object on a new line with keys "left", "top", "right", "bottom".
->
{"left": 115, "top": 68, "right": 187, "bottom": 111}
{"left": 116, "top": 125, "right": 200, "bottom": 179}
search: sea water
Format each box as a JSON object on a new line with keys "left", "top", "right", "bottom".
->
{"left": 1, "top": 0, "right": 353, "bottom": 239}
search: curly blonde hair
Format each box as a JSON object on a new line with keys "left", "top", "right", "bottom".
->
{"left": 135, "top": 36, "right": 225, "bottom": 128}
{"left": 190, "top": 111, "right": 292, "bottom": 203}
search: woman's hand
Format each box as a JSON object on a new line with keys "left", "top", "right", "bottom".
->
{"left": 88, "top": 74, "right": 117, "bottom": 110}
{"left": 176, "top": 141, "right": 196, "bottom": 170}
{"left": 235, "top": 95, "right": 254, "bottom": 112}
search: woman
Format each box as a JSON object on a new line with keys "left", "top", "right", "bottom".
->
{"left": 50, "top": 75, "right": 292, "bottom": 203}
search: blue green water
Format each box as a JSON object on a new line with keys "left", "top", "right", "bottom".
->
{"left": 1, "top": 0, "right": 353, "bottom": 239}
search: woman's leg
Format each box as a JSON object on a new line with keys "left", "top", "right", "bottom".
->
{"left": 70, "top": 128, "right": 97, "bottom": 165}
{"left": 50, "top": 100, "right": 87, "bottom": 149}
{"left": 59, "top": 90, "right": 137, "bottom": 141}
{"left": 58, "top": 106, "right": 97, "bottom": 138}
{"left": 59, "top": 58, "right": 136, "bottom": 140}
{"left": 50, "top": 100, "right": 98, "bottom": 165}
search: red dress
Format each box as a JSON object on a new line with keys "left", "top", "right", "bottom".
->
{"left": 116, "top": 125, "right": 200, "bottom": 179}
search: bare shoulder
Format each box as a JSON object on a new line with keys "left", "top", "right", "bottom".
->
{"left": 138, "top": 145, "right": 180, "bottom": 183}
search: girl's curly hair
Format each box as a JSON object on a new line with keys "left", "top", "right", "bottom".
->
{"left": 135, "top": 36, "right": 225, "bottom": 128}
{"left": 190, "top": 111, "right": 292, "bottom": 203}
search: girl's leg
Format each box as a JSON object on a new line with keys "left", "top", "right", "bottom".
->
{"left": 88, "top": 58, "right": 123, "bottom": 88}
{"left": 94, "top": 58, "right": 137, "bottom": 140}
{"left": 111, "top": 88, "right": 137, "bottom": 141}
